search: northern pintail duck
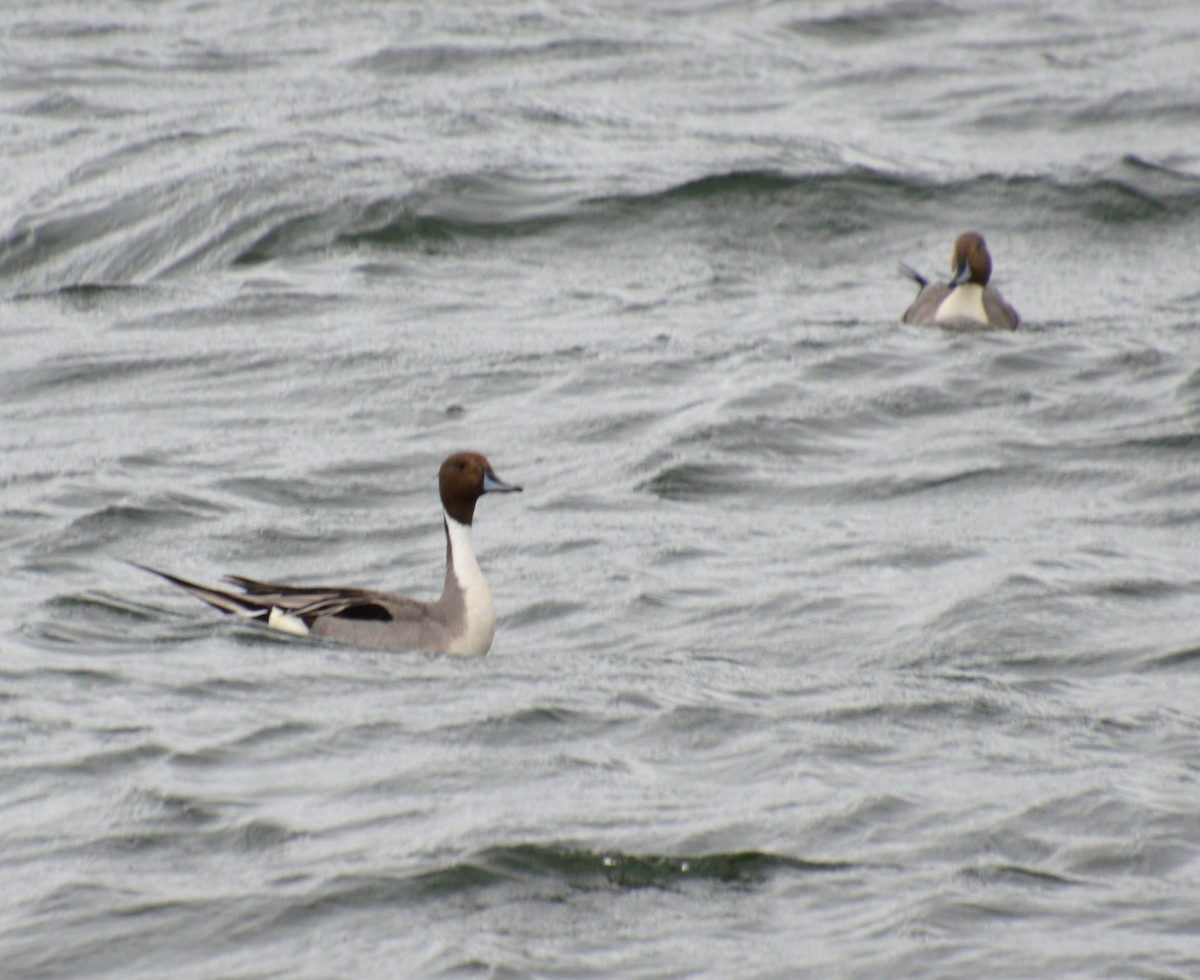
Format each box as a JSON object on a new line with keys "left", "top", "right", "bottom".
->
{"left": 136, "top": 451, "right": 522, "bottom": 655}
{"left": 900, "top": 232, "right": 1020, "bottom": 330}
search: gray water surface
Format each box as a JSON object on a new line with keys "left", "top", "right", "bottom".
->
{"left": 3, "top": 1, "right": 1200, "bottom": 976}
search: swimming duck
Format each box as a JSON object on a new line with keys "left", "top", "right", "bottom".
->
{"left": 900, "top": 232, "right": 1020, "bottom": 330}
{"left": 136, "top": 451, "right": 521, "bottom": 655}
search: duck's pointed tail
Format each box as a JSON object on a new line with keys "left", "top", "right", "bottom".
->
{"left": 129, "top": 561, "right": 271, "bottom": 621}
{"left": 897, "top": 262, "right": 929, "bottom": 288}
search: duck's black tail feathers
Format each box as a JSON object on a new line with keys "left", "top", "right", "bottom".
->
{"left": 129, "top": 561, "right": 271, "bottom": 621}
{"left": 897, "top": 262, "right": 929, "bottom": 289}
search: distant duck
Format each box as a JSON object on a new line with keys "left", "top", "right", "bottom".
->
{"left": 135, "top": 451, "right": 522, "bottom": 656}
{"left": 900, "top": 232, "right": 1020, "bottom": 330}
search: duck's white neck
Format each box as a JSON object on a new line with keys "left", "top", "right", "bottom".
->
{"left": 936, "top": 283, "right": 987, "bottom": 324}
{"left": 444, "top": 511, "right": 496, "bottom": 656}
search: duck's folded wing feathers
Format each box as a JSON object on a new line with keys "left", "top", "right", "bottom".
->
{"left": 222, "top": 575, "right": 373, "bottom": 600}
{"left": 222, "top": 576, "right": 433, "bottom": 624}
{"left": 135, "top": 564, "right": 431, "bottom": 628}
{"left": 982, "top": 287, "right": 1020, "bottom": 330}
{"left": 901, "top": 282, "right": 951, "bottom": 324}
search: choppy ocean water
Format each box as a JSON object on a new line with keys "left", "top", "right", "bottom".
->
{"left": 3, "top": 1, "right": 1200, "bottom": 976}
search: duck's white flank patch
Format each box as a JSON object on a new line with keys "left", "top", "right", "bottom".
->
{"left": 444, "top": 512, "right": 496, "bottom": 656}
{"left": 267, "top": 606, "right": 310, "bottom": 636}
{"left": 936, "top": 283, "right": 987, "bottom": 324}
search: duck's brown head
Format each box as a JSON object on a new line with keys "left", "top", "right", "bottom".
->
{"left": 439, "top": 452, "right": 522, "bottom": 526}
{"left": 949, "top": 232, "right": 992, "bottom": 288}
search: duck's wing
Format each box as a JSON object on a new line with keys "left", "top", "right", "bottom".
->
{"left": 982, "top": 286, "right": 1020, "bottom": 330}
{"left": 222, "top": 574, "right": 435, "bottom": 626}
{"left": 222, "top": 574, "right": 381, "bottom": 613}
{"left": 135, "top": 564, "right": 434, "bottom": 641}
{"left": 898, "top": 263, "right": 955, "bottom": 324}
{"left": 901, "top": 281, "right": 952, "bottom": 324}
